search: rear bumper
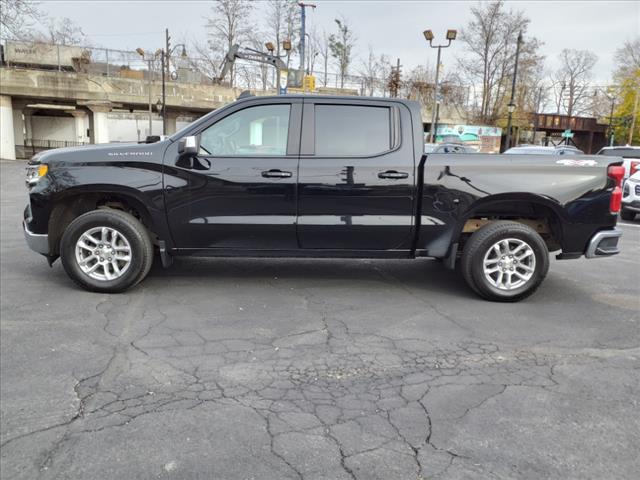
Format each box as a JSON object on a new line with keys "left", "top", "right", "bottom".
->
{"left": 585, "top": 228, "right": 622, "bottom": 258}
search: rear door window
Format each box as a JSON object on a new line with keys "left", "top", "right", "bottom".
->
{"left": 314, "top": 105, "right": 392, "bottom": 156}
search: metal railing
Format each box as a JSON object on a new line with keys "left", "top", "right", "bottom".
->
{"left": 23, "top": 138, "right": 87, "bottom": 155}
{"left": 1, "top": 39, "right": 395, "bottom": 94}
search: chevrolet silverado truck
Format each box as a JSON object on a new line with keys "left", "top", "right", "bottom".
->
{"left": 23, "top": 95, "right": 624, "bottom": 301}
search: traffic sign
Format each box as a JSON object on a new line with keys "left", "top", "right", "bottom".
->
{"left": 562, "top": 129, "right": 574, "bottom": 139}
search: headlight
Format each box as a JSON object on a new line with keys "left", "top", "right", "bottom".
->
{"left": 25, "top": 164, "right": 48, "bottom": 186}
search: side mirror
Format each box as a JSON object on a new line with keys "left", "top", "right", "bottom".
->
{"left": 178, "top": 135, "right": 199, "bottom": 155}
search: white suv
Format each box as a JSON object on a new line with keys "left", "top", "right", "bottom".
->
{"left": 622, "top": 171, "right": 640, "bottom": 221}
{"left": 597, "top": 146, "right": 640, "bottom": 181}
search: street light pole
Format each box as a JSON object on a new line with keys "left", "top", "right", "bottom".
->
{"left": 629, "top": 86, "right": 639, "bottom": 145}
{"left": 161, "top": 50, "right": 166, "bottom": 135}
{"left": 608, "top": 96, "right": 615, "bottom": 146}
{"left": 136, "top": 48, "right": 155, "bottom": 137}
{"left": 138, "top": 38, "right": 188, "bottom": 138}
{"left": 147, "top": 59, "right": 153, "bottom": 136}
{"left": 505, "top": 31, "right": 523, "bottom": 151}
{"left": 431, "top": 45, "right": 442, "bottom": 143}
{"left": 298, "top": 3, "right": 316, "bottom": 78}
{"left": 423, "top": 29, "right": 456, "bottom": 143}
{"left": 532, "top": 85, "right": 543, "bottom": 144}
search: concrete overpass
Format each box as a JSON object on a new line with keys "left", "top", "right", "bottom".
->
{"left": 0, "top": 65, "right": 455, "bottom": 159}
{"left": 0, "top": 66, "right": 246, "bottom": 159}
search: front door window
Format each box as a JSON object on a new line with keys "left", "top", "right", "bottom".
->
{"left": 199, "top": 104, "right": 290, "bottom": 157}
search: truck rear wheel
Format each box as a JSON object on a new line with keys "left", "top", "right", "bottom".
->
{"left": 461, "top": 221, "right": 549, "bottom": 302}
{"left": 60, "top": 209, "right": 153, "bottom": 293}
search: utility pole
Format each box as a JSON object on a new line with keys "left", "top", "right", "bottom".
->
{"left": 161, "top": 50, "right": 166, "bottom": 135}
{"left": 533, "top": 85, "right": 543, "bottom": 144}
{"left": 629, "top": 85, "right": 639, "bottom": 145}
{"left": 431, "top": 46, "right": 442, "bottom": 141}
{"left": 147, "top": 59, "right": 153, "bottom": 136}
{"left": 608, "top": 96, "right": 615, "bottom": 146}
{"left": 505, "top": 31, "right": 523, "bottom": 151}
{"left": 298, "top": 2, "right": 316, "bottom": 78}
{"left": 165, "top": 29, "right": 171, "bottom": 79}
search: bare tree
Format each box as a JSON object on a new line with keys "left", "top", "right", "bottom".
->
{"left": 457, "top": 0, "right": 544, "bottom": 123}
{"left": 551, "top": 49, "right": 598, "bottom": 117}
{"left": 328, "top": 16, "right": 356, "bottom": 88}
{"left": 403, "top": 64, "right": 431, "bottom": 104}
{"left": 358, "top": 47, "right": 380, "bottom": 96}
{"left": 35, "top": 17, "right": 89, "bottom": 45}
{"left": 612, "top": 37, "right": 640, "bottom": 144}
{"left": 613, "top": 37, "right": 640, "bottom": 80}
{"left": 205, "top": 0, "right": 254, "bottom": 87}
{"left": 188, "top": 38, "right": 224, "bottom": 83}
{"left": 0, "top": 0, "right": 39, "bottom": 40}
{"left": 377, "top": 54, "right": 393, "bottom": 97}
{"left": 265, "top": 0, "right": 298, "bottom": 59}
{"left": 317, "top": 30, "right": 331, "bottom": 86}
{"left": 249, "top": 34, "right": 271, "bottom": 90}
{"left": 235, "top": 63, "right": 257, "bottom": 90}
{"left": 305, "top": 25, "right": 320, "bottom": 75}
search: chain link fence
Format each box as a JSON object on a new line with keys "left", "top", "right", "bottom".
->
{"left": 2, "top": 40, "right": 395, "bottom": 95}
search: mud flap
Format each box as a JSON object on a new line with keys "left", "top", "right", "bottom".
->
{"left": 158, "top": 240, "right": 173, "bottom": 268}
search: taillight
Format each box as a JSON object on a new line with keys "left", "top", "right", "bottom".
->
{"left": 608, "top": 165, "right": 625, "bottom": 213}
{"left": 630, "top": 161, "right": 639, "bottom": 176}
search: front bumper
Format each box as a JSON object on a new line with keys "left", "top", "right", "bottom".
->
{"left": 621, "top": 200, "right": 640, "bottom": 213}
{"left": 23, "top": 221, "right": 49, "bottom": 254}
{"left": 585, "top": 228, "right": 622, "bottom": 258}
{"left": 23, "top": 204, "right": 49, "bottom": 255}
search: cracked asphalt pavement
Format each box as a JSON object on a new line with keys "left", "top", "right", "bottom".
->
{"left": 1, "top": 159, "right": 639, "bottom": 479}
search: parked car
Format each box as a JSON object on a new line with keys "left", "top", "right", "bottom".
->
{"left": 23, "top": 95, "right": 624, "bottom": 301}
{"left": 621, "top": 171, "right": 640, "bottom": 221}
{"left": 504, "top": 145, "right": 584, "bottom": 155}
{"left": 424, "top": 143, "right": 478, "bottom": 154}
{"left": 596, "top": 146, "right": 640, "bottom": 181}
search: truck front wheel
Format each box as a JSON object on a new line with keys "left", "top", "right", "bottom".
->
{"left": 60, "top": 209, "right": 154, "bottom": 293}
{"left": 461, "top": 221, "right": 549, "bottom": 302}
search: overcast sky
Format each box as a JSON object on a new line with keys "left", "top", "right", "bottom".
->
{"left": 36, "top": 0, "right": 640, "bottom": 84}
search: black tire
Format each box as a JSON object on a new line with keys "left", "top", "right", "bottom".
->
{"left": 60, "top": 209, "right": 153, "bottom": 293}
{"left": 461, "top": 221, "right": 549, "bottom": 302}
{"left": 620, "top": 208, "right": 636, "bottom": 221}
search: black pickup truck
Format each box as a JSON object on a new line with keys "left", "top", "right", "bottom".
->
{"left": 24, "top": 95, "right": 624, "bottom": 301}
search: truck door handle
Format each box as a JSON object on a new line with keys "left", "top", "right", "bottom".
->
{"left": 378, "top": 170, "right": 409, "bottom": 179}
{"left": 262, "top": 169, "right": 292, "bottom": 178}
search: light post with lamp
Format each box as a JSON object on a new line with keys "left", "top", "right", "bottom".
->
{"left": 137, "top": 40, "right": 187, "bottom": 136}
{"left": 504, "top": 32, "right": 523, "bottom": 151}
{"left": 135, "top": 47, "right": 159, "bottom": 137}
{"left": 423, "top": 28, "right": 456, "bottom": 143}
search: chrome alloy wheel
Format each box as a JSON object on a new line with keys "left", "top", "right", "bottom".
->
{"left": 75, "top": 226, "right": 132, "bottom": 281}
{"left": 482, "top": 238, "right": 536, "bottom": 291}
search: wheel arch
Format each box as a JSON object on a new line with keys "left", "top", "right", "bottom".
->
{"left": 48, "top": 186, "right": 156, "bottom": 256}
{"left": 454, "top": 193, "right": 567, "bottom": 253}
